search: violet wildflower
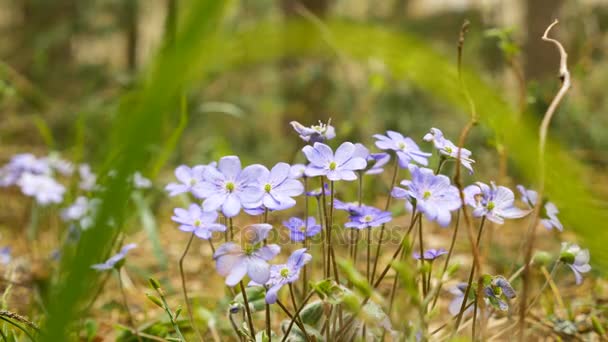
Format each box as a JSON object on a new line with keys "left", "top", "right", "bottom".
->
{"left": 302, "top": 142, "right": 367, "bottom": 181}
{"left": 448, "top": 283, "right": 473, "bottom": 316}
{"left": 192, "top": 156, "right": 266, "bottom": 217}
{"left": 290, "top": 120, "right": 336, "bottom": 143}
{"left": 78, "top": 164, "right": 97, "bottom": 191}
{"left": 0, "top": 153, "right": 50, "bottom": 186}
{"left": 413, "top": 248, "right": 448, "bottom": 261}
{"left": 560, "top": 243, "right": 591, "bottom": 285}
{"left": 0, "top": 247, "right": 10, "bottom": 265}
{"left": 213, "top": 224, "right": 280, "bottom": 286}
{"left": 483, "top": 276, "right": 516, "bottom": 311}
{"left": 423, "top": 128, "right": 475, "bottom": 174}
{"left": 165, "top": 164, "right": 211, "bottom": 196}
{"left": 133, "top": 172, "right": 152, "bottom": 189}
{"left": 517, "top": 185, "right": 563, "bottom": 231}
{"left": 283, "top": 217, "right": 322, "bottom": 242}
{"left": 91, "top": 243, "right": 137, "bottom": 271}
{"left": 61, "top": 196, "right": 90, "bottom": 222}
{"left": 353, "top": 143, "right": 391, "bottom": 175}
{"left": 171, "top": 204, "right": 226, "bottom": 239}
{"left": 255, "top": 162, "right": 304, "bottom": 210}
{"left": 344, "top": 205, "right": 392, "bottom": 229}
{"left": 43, "top": 153, "right": 74, "bottom": 176}
{"left": 392, "top": 165, "right": 461, "bottom": 227}
{"left": 464, "top": 182, "right": 529, "bottom": 224}
{"left": 333, "top": 198, "right": 362, "bottom": 215}
{"left": 373, "top": 131, "right": 431, "bottom": 168}
{"left": 306, "top": 183, "right": 330, "bottom": 197}
{"left": 252, "top": 248, "right": 312, "bottom": 304}
{"left": 17, "top": 173, "right": 65, "bottom": 205}
{"left": 289, "top": 164, "right": 306, "bottom": 179}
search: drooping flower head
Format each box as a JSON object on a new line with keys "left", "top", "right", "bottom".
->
{"left": 306, "top": 182, "right": 330, "bottom": 197}
{"left": 17, "top": 173, "right": 65, "bottom": 205}
{"left": 290, "top": 120, "right": 336, "bottom": 144}
{"left": 344, "top": 205, "right": 392, "bottom": 230}
{"left": 171, "top": 204, "right": 226, "bottom": 239}
{"left": 283, "top": 217, "right": 322, "bottom": 242}
{"left": 192, "top": 156, "right": 266, "bottom": 217}
{"left": 302, "top": 142, "right": 367, "bottom": 181}
{"left": 353, "top": 143, "right": 391, "bottom": 175}
{"left": 517, "top": 185, "right": 563, "bottom": 231}
{"left": 91, "top": 243, "right": 137, "bottom": 271}
{"left": 213, "top": 224, "right": 280, "bottom": 286}
{"left": 373, "top": 131, "right": 431, "bottom": 168}
{"left": 423, "top": 128, "right": 475, "bottom": 174}
{"left": 255, "top": 162, "right": 304, "bottom": 210}
{"left": 560, "top": 243, "right": 591, "bottom": 285}
{"left": 464, "top": 182, "right": 529, "bottom": 224}
{"left": 483, "top": 275, "right": 516, "bottom": 311}
{"left": 165, "top": 164, "right": 212, "bottom": 196}
{"left": 413, "top": 248, "right": 448, "bottom": 261}
{"left": 253, "top": 248, "right": 312, "bottom": 304}
{"left": 333, "top": 198, "right": 362, "bottom": 215}
{"left": 392, "top": 165, "right": 461, "bottom": 227}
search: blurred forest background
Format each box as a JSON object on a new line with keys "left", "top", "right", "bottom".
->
{"left": 2, "top": 0, "right": 607, "bottom": 169}
{"left": 1, "top": 0, "right": 608, "bottom": 340}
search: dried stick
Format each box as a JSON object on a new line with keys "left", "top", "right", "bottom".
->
{"left": 518, "top": 19, "right": 571, "bottom": 341}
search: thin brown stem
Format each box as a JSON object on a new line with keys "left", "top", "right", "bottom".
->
{"left": 281, "top": 291, "right": 315, "bottom": 342}
{"left": 519, "top": 20, "right": 571, "bottom": 341}
{"left": 240, "top": 281, "right": 256, "bottom": 337}
{"left": 371, "top": 158, "right": 399, "bottom": 283}
{"left": 117, "top": 269, "right": 142, "bottom": 342}
{"left": 179, "top": 233, "right": 203, "bottom": 341}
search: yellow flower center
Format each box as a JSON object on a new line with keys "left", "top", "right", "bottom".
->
{"left": 329, "top": 161, "right": 337, "bottom": 171}
{"left": 264, "top": 183, "right": 272, "bottom": 193}
{"left": 225, "top": 182, "right": 235, "bottom": 192}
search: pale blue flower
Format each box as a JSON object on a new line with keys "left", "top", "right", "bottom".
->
{"left": 302, "top": 142, "right": 367, "bottom": 181}
{"left": 165, "top": 164, "right": 212, "bottom": 196}
{"left": 413, "top": 248, "right": 447, "bottom": 261}
{"left": 392, "top": 165, "right": 461, "bottom": 227}
{"left": 373, "top": 131, "right": 431, "bottom": 168}
{"left": 560, "top": 243, "right": 591, "bottom": 285}
{"left": 517, "top": 185, "right": 563, "bottom": 231}
{"left": 290, "top": 120, "right": 336, "bottom": 143}
{"left": 171, "top": 204, "right": 226, "bottom": 239}
{"left": 17, "top": 173, "right": 65, "bottom": 205}
{"left": 251, "top": 248, "right": 312, "bottom": 304}
{"left": 464, "top": 182, "right": 529, "bottom": 224}
{"left": 91, "top": 243, "right": 137, "bottom": 271}
{"left": 192, "top": 156, "right": 266, "bottom": 217}
{"left": 423, "top": 128, "right": 475, "bottom": 174}
{"left": 344, "top": 205, "right": 392, "bottom": 230}
{"left": 255, "top": 162, "right": 304, "bottom": 210}
{"left": 283, "top": 217, "right": 322, "bottom": 242}
{"left": 213, "top": 224, "right": 280, "bottom": 286}
{"left": 78, "top": 164, "right": 97, "bottom": 191}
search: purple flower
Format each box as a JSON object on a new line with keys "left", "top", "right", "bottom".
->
{"left": 213, "top": 224, "right": 280, "bottom": 286}
{"left": 413, "top": 248, "right": 448, "bottom": 261}
{"left": 165, "top": 164, "right": 210, "bottom": 196}
{"left": 171, "top": 204, "right": 226, "bottom": 239}
{"left": 17, "top": 173, "right": 65, "bottom": 205}
{"left": 253, "top": 248, "right": 312, "bottom": 304}
{"left": 283, "top": 217, "right": 322, "bottom": 242}
{"left": 192, "top": 156, "right": 266, "bottom": 218}
{"left": 302, "top": 142, "right": 367, "bottom": 181}
{"left": 464, "top": 182, "right": 529, "bottom": 224}
{"left": 306, "top": 183, "right": 330, "bottom": 197}
{"left": 448, "top": 283, "right": 473, "bottom": 316}
{"left": 517, "top": 185, "right": 563, "bottom": 231}
{"left": 560, "top": 243, "right": 591, "bottom": 285}
{"left": 344, "top": 205, "right": 392, "bottom": 230}
{"left": 255, "top": 162, "right": 304, "bottom": 210}
{"left": 91, "top": 243, "right": 137, "bottom": 271}
{"left": 373, "top": 131, "right": 431, "bottom": 168}
{"left": 43, "top": 153, "right": 74, "bottom": 176}
{"left": 133, "top": 172, "right": 152, "bottom": 189}
{"left": 366, "top": 153, "right": 391, "bottom": 175}
{"left": 289, "top": 164, "right": 306, "bottom": 179}
{"left": 290, "top": 120, "right": 336, "bottom": 143}
{"left": 0, "top": 247, "right": 11, "bottom": 265}
{"left": 392, "top": 165, "right": 461, "bottom": 227}
{"left": 61, "top": 196, "right": 90, "bottom": 222}
{"left": 333, "top": 199, "right": 362, "bottom": 215}
{"left": 78, "top": 164, "right": 97, "bottom": 191}
{"left": 0, "top": 154, "right": 51, "bottom": 187}
{"left": 423, "top": 128, "right": 475, "bottom": 174}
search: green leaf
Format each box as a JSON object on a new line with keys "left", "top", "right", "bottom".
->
{"left": 233, "top": 286, "right": 266, "bottom": 312}
{"left": 298, "top": 300, "right": 324, "bottom": 327}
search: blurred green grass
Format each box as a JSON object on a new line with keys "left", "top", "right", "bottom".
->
{"left": 37, "top": 1, "right": 607, "bottom": 339}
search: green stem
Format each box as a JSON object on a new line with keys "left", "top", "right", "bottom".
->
{"left": 453, "top": 217, "right": 487, "bottom": 334}
{"left": 302, "top": 177, "right": 309, "bottom": 298}
{"left": 117, "top": 269, "right": 142, "bottom": 342}
{"left": 240, "top": 281, "right": 256, "bottom": 338}
{"left": 371, "top": 158, "right": 399, "bottom": 283}
{"left": 288, "top": 284, "right": 310, "bottom": 340}
{"left": 431, "top": 210, "right": 461, "bottom": 309}
{"left": 179, "top": 233, "right": 203, "bottom": 341}
{"left": 418, "top": 213, "right": 426, "bottom": 297}
{"left": 319, "top": 177, "right": 329, "bottom": 278}
{"left": 316, "top": 197, "right": 327, "bottom": 278}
